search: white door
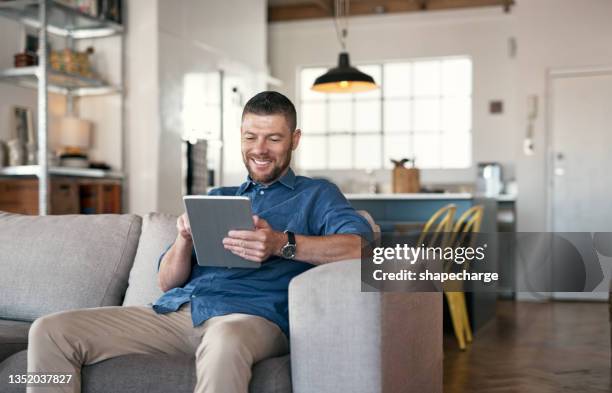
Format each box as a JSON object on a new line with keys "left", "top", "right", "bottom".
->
{"left": 549, "top": 68, "right": 612, "bottom": 300}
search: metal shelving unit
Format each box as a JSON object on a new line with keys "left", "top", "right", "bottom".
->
{"left": 0, "top": 0, "right": 123, "bottom": 215}
{"left": 0, "top": 66, "right": 120, "bottom": 95}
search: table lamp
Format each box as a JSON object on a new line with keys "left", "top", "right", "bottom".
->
{"left": 59, "top": 116, "right": 92, "bottom": 168}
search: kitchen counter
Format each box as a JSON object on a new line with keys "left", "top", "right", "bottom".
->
{"left": 345, "top": 192, "right": 473, "bottom": 200}
{"left": 345, "top": 192, "right": 517, "bottom": 202}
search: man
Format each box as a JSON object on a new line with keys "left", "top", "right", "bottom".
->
{"left": 27, "top": 91, "right": 372, "bottom": 393}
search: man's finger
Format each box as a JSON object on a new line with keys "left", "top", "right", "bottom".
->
{"left": 227, "top": 230, "right": 264, "bottom": 241}
{"left": 222, "top": 238, "right": 264, "bottom": 251}
{"left": 234, "top": 252, "right": 263, "bottom": 263}
{"left": 225, "top": 245, "right": 265, "bottom": 261}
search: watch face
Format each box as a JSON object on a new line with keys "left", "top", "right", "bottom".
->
{"left": 282, "top": 244, "right": 296, "bottom": 259}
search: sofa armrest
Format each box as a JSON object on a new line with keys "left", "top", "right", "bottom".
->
{"left": 289, "top": 259, "right": 442, "bottom": 393}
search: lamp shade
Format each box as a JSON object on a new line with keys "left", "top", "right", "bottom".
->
{"left": 312, "top": 52, "right": 378, "bottom": 93}
{"left": 59, "top": 116, "right": 91, "bottom": 149}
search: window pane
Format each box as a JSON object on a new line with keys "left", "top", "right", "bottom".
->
{"left": 355, "top": 135, "right": 382, "bottom": 169}
{"left": 442, "top": 97, "right": 471, "bottom": 132}
{"left": 301, "top": 67, "right": 328, "bottom": 100}
{"left": 328, "top": 100, "right": 352, "bottom": 132}
{"left": 384, "top": 99, "right": 411, "bottom": 132}
{"left": 383, "top": 133, "right": 412, "bottom": 169}
{"left": 298, "top": 135, "right": 326, "bottom": 170}
{"left": 355, "top": 100, "right": 381, "bottom": 132}
{"left": 355, "top": 64, "right": 382, "bottom": 99}
{"left": 414, "top": 133, "right": 441, "bottom": 168}
{"left": 413, "top": 60, "right": 441, "bottom": 97}
{"left": 442, "top": 58, "right": 472, "bottom": 97}
{"left": 329, "top": 92, "right": 350, "bottom": 101}
{"left": 442, "top": 132, "right": 471, "bottom": 168}
{"left": 414, "top": 98, "right": 441, "bottom": 131}
{"left": 328, "top": 135, "right": 352, "bottom": 169}
{"left": 301, "top": 102, "right": 326, "bottom": 133}
{"left": 383, "top": 63, "right": 411, "bottom": 98}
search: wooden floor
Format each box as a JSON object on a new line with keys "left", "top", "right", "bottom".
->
{"left": 444, "top": 300, "right": 611, "bottom": 393}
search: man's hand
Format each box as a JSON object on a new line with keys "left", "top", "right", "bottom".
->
{"left": 222, "top": 216, "right": 286, "bottom": 263}
{"left": 158, "top": 212, "right": 194, "bottom": 292}
{"left": 177, "top": 212, "right": 192, "bottom": 242}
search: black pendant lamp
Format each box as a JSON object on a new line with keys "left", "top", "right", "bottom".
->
{"left": 311, "top": 0, "right": 378, "bottom": 94}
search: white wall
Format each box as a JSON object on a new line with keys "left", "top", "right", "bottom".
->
{"left": 125, "top": 0, "right": 268, "bottom": 215}
{"left": 125, "top": 0, "right": 160, "bottom": 216}
{"left": 512, "top": 0, "right": 612, "bottom": 232}
{"left": 269, "top": 0, "right": 612, "bottom": 232}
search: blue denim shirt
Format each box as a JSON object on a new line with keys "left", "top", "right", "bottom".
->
{"left": 152, "top": 168, "right": 372, "bottom": 337}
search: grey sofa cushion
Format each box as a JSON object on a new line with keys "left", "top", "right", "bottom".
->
{"left": 0, "top": 351, "right": 291, "bottom": 393}
{"left": 0, "top": 319, "right": 30, "bottom": 363}
{"left": 123, "top": 213, "right": 177, "bottom": 306}
{"left": 0, "top": 212, "right": 142, "bottom": 321}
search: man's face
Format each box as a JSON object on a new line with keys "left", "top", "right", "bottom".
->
{"left": 241, "top": 113, "right": 301, "bottom": 185}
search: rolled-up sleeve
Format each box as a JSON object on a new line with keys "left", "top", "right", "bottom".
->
{"left": 157, "top": 243, "right": 173, "bottom": 272}
{"left": 310, "top": 181, "right": 373, "bottom": 241}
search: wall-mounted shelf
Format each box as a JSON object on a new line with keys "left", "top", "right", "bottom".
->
{"left": 0, "top": 0, "right": 122, "bottom": 38}
{"left": 0, "top": 66, "right": 120, "bottom": 96}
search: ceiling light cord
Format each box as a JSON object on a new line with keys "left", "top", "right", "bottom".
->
{"left": 333, "top": 0, "right": 349, "bottom": 51}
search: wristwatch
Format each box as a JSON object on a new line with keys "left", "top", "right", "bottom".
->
{"left": 280, "top": 230, "right": 297, "bottom": 259}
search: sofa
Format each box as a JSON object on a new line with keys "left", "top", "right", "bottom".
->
{"left": 0, "top": 211, "right": 442, "bottom": 393}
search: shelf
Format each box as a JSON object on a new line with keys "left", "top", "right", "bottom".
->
{"left": 0, "top": 0, "right": 123, "bottom": 38}
{"left": 0, "top": 66, "right": 120, "bottom": 96}
{"left": 0, "top": 165, "right": 124, "bottom": 179}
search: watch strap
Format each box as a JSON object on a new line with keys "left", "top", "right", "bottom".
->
{"left": 285, "top": 230, "right": 296, "bottom": 246}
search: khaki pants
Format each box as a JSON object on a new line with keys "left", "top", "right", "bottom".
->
{"left": 26, "top": 303, "right": 288, "bottom": 393}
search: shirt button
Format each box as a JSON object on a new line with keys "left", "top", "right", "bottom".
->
{"left": 191, "top": 295, "right": 196, "bottom": 298}
{"left": 260, "top": 190, "right": 264, "bottom": 195}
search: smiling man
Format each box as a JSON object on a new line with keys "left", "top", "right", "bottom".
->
{"left": 26, "top": 91, "right": 372, "bottom": 393}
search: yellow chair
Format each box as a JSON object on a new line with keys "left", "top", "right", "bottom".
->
{"left": 445, "top": 205, "right": 484, "bottom": 350}
{"left": 416, "top": 203, "right": 457, "bottom": 247}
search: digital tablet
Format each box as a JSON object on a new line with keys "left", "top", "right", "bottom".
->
{"left": 183, "top": 195, "right": 260, "bottom": 268}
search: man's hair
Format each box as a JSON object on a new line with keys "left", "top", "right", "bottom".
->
{"left": 242, "top": 91, "right": 297, "bottom": 132}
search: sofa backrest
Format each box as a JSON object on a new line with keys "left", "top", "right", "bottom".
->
{"left": 122, "top": 213, "right": 177, "bottom": 306}
{"left": 0, "top": 212, "right": 142, "bottom": 321}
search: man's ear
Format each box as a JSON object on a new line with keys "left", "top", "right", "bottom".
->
{"left": 291, "top": 129, "right": 302, "bottom": 151}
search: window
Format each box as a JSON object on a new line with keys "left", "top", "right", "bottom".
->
{"left": 297, "top": 57, "right": 472, "bottom": 170}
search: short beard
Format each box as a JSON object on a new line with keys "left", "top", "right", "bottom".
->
{"left": 244, "top": 147, "right": 292, "bottom": 185}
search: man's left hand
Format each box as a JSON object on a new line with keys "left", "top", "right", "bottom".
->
{"left": 223, "top": 216, "right": 286, "bottom": 263}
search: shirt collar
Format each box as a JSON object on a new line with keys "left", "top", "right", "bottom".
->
{"left": 278, "top": 167, "right": 296, "bottom": 190}
{"left": 238, "top": 167, "right": 296, "bottom": 194}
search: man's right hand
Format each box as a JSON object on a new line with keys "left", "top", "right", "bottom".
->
{"left": 177, "top": 213, "right": 192, "bottom": 242}
{"left": 159, "top": 212, "right": 194, "bottom": 292}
